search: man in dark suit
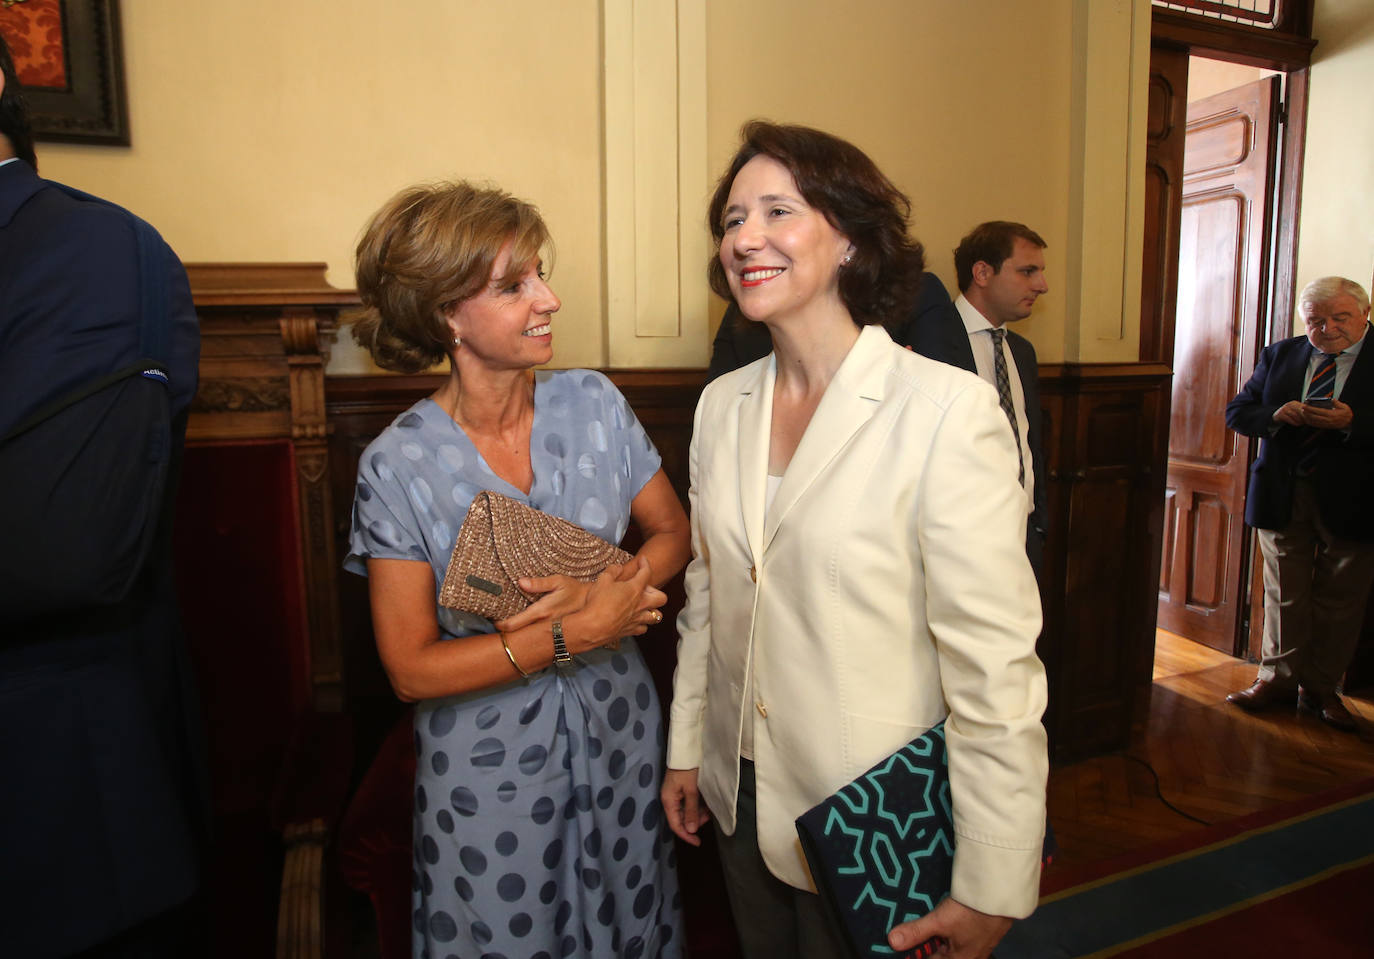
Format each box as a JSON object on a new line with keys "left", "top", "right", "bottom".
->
{"left": 1224, "top": 276, "right": 1374, "bottom": 732}
{"left": 951, "top": 221, "right": 1050, "bottom": 575}
{"left": 0, "top": 36, "right": 206, "bottom": 957}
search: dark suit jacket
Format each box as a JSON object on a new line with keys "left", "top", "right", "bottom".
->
{"left": 706, "top": 274, "right": 1049, "bottom": 571}
{"left": 0, "top": 159, "right": 206, "bottom": 956}
{"left": 1225, "top": 330, "right": 1374, "bottom": 541}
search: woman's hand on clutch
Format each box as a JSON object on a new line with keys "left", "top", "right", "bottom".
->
{"left": 494, "top": 575, "right": 593, "bottom": 632}
{"left": 562, "top": 558, "right": 667, "bottom": 652}
{"left": 887, "top": 897, "right": 1012, "bottom": 959}
{"left": 661, "top": 767, "right": 710, "bottom": 846}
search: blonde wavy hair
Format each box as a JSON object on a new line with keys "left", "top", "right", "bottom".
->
{"left": 349, "top": 180, "right": 551, "bottom": 373}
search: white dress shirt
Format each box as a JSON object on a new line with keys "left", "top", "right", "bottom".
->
{"left": 954, "top": 295, "right": 1035, "bottom": 518}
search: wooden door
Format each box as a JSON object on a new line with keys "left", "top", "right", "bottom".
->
{"left": 1157, "top": 76, "right": 1281, "bottom": 653}
{"left": 1139, "top": 43, "right": 1188, "bottom": 368}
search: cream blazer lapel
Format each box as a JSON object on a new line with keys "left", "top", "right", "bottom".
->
{"left": 762, "top": 324, "right": 890, "bottom": 550}
{"left": 735, "top": 354, "right": 773, "bottom": 570}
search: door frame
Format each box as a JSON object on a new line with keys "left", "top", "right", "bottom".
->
{"left": 1145, "top": 7, "right": 1316, "bottom": 370}
{"left": 1144, "top": 5, "right": 1316, "bottom": 657}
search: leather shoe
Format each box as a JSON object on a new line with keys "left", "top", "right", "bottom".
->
{"left": 1226, "top": 678, "right": 1295, "bottom": 712}
{"left": 1298, "top": 689, "right": 1359, "bottom": 732}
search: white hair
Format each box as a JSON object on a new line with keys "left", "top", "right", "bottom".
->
{"left": 1299, "top": 276, "right": 1370, "bottom": 316}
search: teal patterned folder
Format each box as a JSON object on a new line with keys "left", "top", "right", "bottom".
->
{"left": 797, "top": 721, "right": 1053, "bottom": 959}
{"left": 795, "top": 722, "right": 955, "bottom": 959}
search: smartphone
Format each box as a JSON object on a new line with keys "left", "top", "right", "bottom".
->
{"left": 1306, "top": 397, "right": 1335, "bottom": 409}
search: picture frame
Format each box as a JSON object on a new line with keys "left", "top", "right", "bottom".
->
{"left": 0, "top": 0, "right": 128, "bottom": 145}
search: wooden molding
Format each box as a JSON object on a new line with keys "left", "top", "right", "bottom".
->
{"left": 1270, "top": 65, "right": 1309, "bottom": 344}
{"left": 187, "top": 263, "right": 354, "bottom": 711}
{"left": 185, "top": 262, "right": 360, "bottom": 308}
{"left": 1041, "top": 361, "right": 1174, "bottom": 383}
{"left": 191, "top": 377, "right": 291, "bottom": 414}
{"left": 1151, "top": 9, "right": 1316, "bottom": 70}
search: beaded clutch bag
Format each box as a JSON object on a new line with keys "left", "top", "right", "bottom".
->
{"left": 438, "top": 490, "right": 632, "bottom": 623}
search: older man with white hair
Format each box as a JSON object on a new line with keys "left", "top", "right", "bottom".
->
{"left": 1224, "top": 276, "right": 1374, "bottom": 731}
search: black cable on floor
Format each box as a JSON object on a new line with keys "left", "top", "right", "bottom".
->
{"left": 1120, "top": 753, "right": 1213, "bottom": 826}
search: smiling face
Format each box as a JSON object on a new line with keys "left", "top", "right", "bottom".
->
{"left": 1303, "top": 293, "right": 1369, "bottom": 354}
{"left": 443, "top": 238, "right": 561, "bottom": 371}
{"left": 969, "top": 237, "right": 1048, "bottom": 328}
{"left": 717, "top": 155, "right": 853, "bottom": 326}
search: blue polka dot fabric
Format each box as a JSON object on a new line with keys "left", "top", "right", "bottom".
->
{"left": 345, "top": 370, "right": 682, "bottom": 958}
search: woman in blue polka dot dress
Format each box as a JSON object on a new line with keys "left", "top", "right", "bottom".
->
{"left": 344, "top": 180, "right": 691, "bottom": 959}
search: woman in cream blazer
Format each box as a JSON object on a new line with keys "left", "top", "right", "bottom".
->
{"left": 662, "top": 122, "right": 1048, "bottom": 959}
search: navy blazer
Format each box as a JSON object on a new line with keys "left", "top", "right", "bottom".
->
{"left": 0, "top": 159, "right": 206, "bottom": 956}
{"left": 1225, "top": 329, "right": 1374, "bottom": 541}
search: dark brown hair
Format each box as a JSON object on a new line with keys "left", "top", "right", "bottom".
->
{"left": 349, "top": 180, "right": 550, "bottom": 373}
{"left": 707, "top": 120, "right": 925, "bottom": 327}
{"left": 953, "top": 221, "right": 1047, "bottom": 293}
{"left": 0, "top": 31, "right": 37, "bottom": 170}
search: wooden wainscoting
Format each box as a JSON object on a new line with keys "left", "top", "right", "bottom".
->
{"left": 1039, "top": 362, "right": 1173, "bottom": 761}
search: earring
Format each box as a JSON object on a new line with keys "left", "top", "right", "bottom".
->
{"left": 452, "top": 335, "right": 462, "bottom": 347}
{"left": 842, "top": 254, "right": 852, "bottom": 265}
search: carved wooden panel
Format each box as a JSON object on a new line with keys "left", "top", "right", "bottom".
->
{"left": 1170, "top": 193, "right": 1242, "bottom": 468}
{"left": 1160, "top": 485, "right": 1178, "bottom": 594}
{"left": 1040, "top": 363, "right": 1172, "bottom": 761}
{"left": 186, "top": 263, "right": 358, "bottom": 711}
{"left": 1186, "top": 492, "right": 1229, "bottom": 609}
{"left": 1159, "top": 77, "right": 1279, "bottom": 655}
{"left": 1140, "top": 44, "right": 1188, "bottom": 365}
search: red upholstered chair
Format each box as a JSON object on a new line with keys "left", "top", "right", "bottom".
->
{"left": 337, "top": 708, "right": 416, "bottom": 959}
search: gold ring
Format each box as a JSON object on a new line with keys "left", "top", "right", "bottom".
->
{"left": 652, "top": 610, "right": 662, "bottom": 623}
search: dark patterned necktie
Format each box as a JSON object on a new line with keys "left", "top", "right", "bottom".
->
{"left": 989, "top": 328, "right": 1025, "bottom": 486}
{"left": 1306, "top": 351, "right": 1338, "bottom": 403}
{"left": 1297, "top": 351, "right": 1339, "bottom": 475}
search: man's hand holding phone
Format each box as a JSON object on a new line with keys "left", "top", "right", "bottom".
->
{"left": 1301, "top": 397, "right": 1353, "bottom": 430}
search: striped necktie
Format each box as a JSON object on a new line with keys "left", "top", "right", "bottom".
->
{"left": 989, "top": 328, "right": 1025, "bottom": 486}
{"left": 1297, "top": 350, "right": 1340, "bottom": 475}
{"left": 1305, "top": 350, "right": 1338, "bottom": 403}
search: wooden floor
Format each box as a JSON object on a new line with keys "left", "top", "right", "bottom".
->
{"left": 1047, "top": 630, "right": 1374, "bottom": 868}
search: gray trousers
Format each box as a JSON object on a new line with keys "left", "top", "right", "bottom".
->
{"left": 1257, "top": 478, "right": 1374, "bottom": 697}
{"left": 715, "top": 760, "right": 851, "bottom": 959}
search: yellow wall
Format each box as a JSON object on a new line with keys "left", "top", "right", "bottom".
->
{"left": 1297, "top": 0, "right": 1374, "bottom": 327}
{"left": 35, "top": 0, "right": 1149, "bottom": 372}
{"left": 705, "top": 0, "right": 1080, "bottom": 354}
{"left": 38, "top": 0, "right": 606, "bottom": 374}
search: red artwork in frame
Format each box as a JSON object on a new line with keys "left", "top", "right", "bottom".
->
{"left": 1, "top": 0, "right": 69, "bottom": 89}
{"left": 0, "top": 0, "right": 127, "bottom": 145}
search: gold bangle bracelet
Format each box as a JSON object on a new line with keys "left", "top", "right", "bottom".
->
{"left": 499, "top": 632, "right": 529, "bottom": 678}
